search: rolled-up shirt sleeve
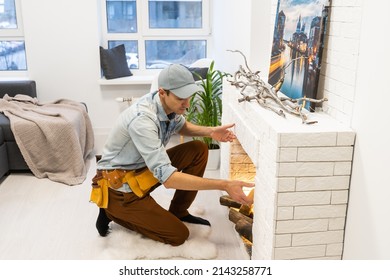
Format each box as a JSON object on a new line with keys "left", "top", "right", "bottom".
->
{"left": 128, "top": 114, "right": 177, "bottom": 183}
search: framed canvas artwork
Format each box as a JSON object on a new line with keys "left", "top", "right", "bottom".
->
{"left": 268, "top": 0, "right": 330, "bottom": 111}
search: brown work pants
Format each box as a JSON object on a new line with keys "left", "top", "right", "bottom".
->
{"left": 105, "top": 140, "right": 208, "bottom": 246}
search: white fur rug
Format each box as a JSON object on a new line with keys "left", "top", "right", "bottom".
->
{"left": 95, "top": 222, "right": 217, "bottom": 260}
{"left": 93, "top": 188, "right": 218, "bottom": 260}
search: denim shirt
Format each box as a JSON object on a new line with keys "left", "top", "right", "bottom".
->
{"left": 97, "top": 91, "right": 185, "bottom": 185}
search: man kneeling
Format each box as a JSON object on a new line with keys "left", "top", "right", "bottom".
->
{"left": 93, "top": 64, "right": 253, "bottom": 246}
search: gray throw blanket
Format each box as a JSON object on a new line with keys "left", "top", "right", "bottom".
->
{"left": 0, "top": 94, "right": 94, "bottom": 185}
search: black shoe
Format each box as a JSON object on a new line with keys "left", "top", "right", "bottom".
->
{"left": 180, "top": 214, "right": 211, "bottom": 226}
{"left": 96, "top": 208, "right": 112, "bottom": 237}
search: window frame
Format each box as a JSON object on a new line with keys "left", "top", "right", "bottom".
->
{"left": 100, "top": 0, "right": 211, "bottom": 74}
{"left": 0, "top": 0, "right": 27, "bottom": 74}
{"left": 0, "top": 0, "right": 24, "bottom": 37}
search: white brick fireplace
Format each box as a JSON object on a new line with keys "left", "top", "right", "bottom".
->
{"left": 220, "top": 81, "right": 356, "bottom": 260}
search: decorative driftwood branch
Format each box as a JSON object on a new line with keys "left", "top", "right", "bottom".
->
{"left": 227, "top": 50, "right": 328, "bottom": 124}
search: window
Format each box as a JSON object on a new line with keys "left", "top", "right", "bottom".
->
{"left": 148, "top": 0, "right": 202, "bottom": 28}
{"left": 106, "top": 0, "right": 137, "bottom": 33}
{"left": 0, "top": 0, "right": 27, "bottom": 71}
{"left": 145, "top": 39, "right": 206, "bottom": 69}
{"left": 101, "top": 0, "right": 210, "bottom": 72}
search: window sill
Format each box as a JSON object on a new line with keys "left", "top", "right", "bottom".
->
{"left": 98, "top": 75, "right": 154, "bottom": 86}
{"left": 0, "top": 76, "right": 30, "bottom": 81}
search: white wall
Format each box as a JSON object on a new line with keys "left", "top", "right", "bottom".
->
{"left": 342, "top": 0, "right": 390, "bottom": 259}
{"left": 211, "top": 0, "right": 253, "bottom": 74}
{"left": 2, "top": 0, "right": 389, "bottom": 259}
{"left": 21, "top": 0, "right": 100, "bottom": 109}
{"left": 20, "top": 0, "right": 150, "bottom": 153}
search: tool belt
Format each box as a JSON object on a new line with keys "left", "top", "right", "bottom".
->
{"left": 89, "top": 167, "right": 159, "bottom": 208}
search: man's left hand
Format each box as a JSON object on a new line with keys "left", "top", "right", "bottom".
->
{"left": 210, "top": 123, "right": 236, "bottom": 142}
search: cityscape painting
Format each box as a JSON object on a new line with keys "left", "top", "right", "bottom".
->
{"left": 268, "top": 0, "right": 330, "bottom": 111}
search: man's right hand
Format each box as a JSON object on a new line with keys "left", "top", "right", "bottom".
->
{"left": 225, "top": 180, "right": 255, "bottom": 206}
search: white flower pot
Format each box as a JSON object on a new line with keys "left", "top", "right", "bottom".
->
{"left": 206, "top": 148, "right": 220, "bottom": 170}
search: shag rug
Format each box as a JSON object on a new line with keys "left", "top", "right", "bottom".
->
{"left": 95, "top": 221, "right": 217, "bottom": 260}
{"left": 93, "top": 189, "right": 218, "bottom": 260}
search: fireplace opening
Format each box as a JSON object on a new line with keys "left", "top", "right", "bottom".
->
{"left": 220, "top": 138, "right": 256, "bottom": 257}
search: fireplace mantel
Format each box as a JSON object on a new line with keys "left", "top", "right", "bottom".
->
{"left": 220, "top": 80, "right": 355, "bottom": 260}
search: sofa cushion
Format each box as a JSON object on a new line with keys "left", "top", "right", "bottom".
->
{"left": 0, "top": 126, "right": 4, "bottom": 143}
{"left": 0, "top": 81, "right": 38, "bottom": 142}
{"left": 0, "top": 141, "right": 8, "bottom": 178}
{"left": 100, "top": 44, "right": 133, "bottom": 79}
{"left": 0, "top": 114, "right": 14, "bottom": 141}
{"left": 0, "top": 80, "right": 38, "bottom": 173}
{"left": 0, "top": 126, "right": 8, "bottom": 178}
{"left": 0, "top": 80, "right": 37, "bottom": 98}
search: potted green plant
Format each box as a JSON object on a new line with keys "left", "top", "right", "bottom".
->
{"left": 186, "top": 60, "right": 231, "bottom": 169}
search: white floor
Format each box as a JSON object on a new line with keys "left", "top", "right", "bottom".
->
{"left": 0, "top": 152, "right": 249, "bottom": 260}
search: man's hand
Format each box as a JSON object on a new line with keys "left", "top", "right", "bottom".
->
{"left": 225, "top": 180, "right": 255, "bottom": 206}
{"left": 210, "top": 123, "right": 236, "bottom": 142}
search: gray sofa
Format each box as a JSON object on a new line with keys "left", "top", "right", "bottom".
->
{"left": 0, "top": 80, "right": 37, "bottom": 180}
